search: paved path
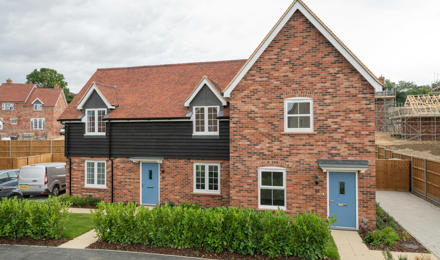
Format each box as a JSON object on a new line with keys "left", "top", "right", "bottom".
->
{"left": 59, "top": 230, "right": 98, "bottom": 249}
{"left": 377, "top": 191, "right": 440, "bottom": 258}
{"left": 332, "top": 230, "right": 437, "bottom": 260}
{"left": 0, "top": 244, "right": 202, "bottom": 260}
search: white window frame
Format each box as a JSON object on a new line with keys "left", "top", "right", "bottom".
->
{"left": 85, "top": 108, "right": 107, "bottom": 136}
{"left": 258, "top": 167, "right": 286, "bottom": 210}
{"left": 193, "top": 163, "right": 221, "bottom": 194}
{"left": 284, "top": 97, "right": 313, "bottom": 133}
{"left": 30, "top": 118, "right": 45, "bottom": 130}
{"left": 84, "top": 160, "right": 106, "bottom": 188}
{"left": 33, "top": 103, "right": 42, "bottom": 111}
{"left": 2, "top": 103, "right": 14, "bottom": 111}
{"left": 0, "top": 118, "right": 3, "bottom": 130}
{"left": 192, "top": 106, "right": 219, "bottom": 136}
{"left": 10, "top": 118, "right": 17, "bottom": 125}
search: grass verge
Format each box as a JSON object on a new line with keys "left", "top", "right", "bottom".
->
{"left": 61, "top": 213, "right": 94, "bottom": 239}
{"left": 325, "top": 235, "right": 340, "bottom": 259}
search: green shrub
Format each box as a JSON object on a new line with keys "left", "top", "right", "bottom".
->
{"left": 92, "top": 202, "right": 332, "bottom": 259}
{"left": 366, "top": 226, "right": 400, "bottom": 246}
{"left": 0, "top": 196, "right": 70, "bottom": 239}
{"left": 59, "top": 195, "right": 102, "bottom": 208}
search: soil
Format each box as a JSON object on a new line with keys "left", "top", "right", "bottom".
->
{"left": 358, "top": 228, "right": 429, "bottom": 253}
{"left": 0, "top": 237, "right": 69, "bottom": 247}
{"left": 88, "top": 241, "right": 337, "bottom": 260}
{"left": 384, "top": 143, "right": 440, "bottom": 161}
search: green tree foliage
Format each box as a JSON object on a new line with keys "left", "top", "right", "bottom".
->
{"left": 26, "top": 68, "right": 75, "bottom": 103}
{"left": 385, "top": 79, "right": 431, "bottom": 105}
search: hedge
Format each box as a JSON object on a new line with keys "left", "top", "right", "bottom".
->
{"left": 0, "top": 197, "right": 70, "bottom": 239}
{"left": 59, "top": 195, "right": 102, "bottom": 208}
{"left": 92, "top": 202, "right": 332, "bottom": 259}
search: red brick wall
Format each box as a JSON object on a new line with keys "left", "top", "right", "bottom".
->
{"left": 0, "top": 93, "right": 67, "bottom": 139}
{"left": 67, "top": 157, "right": 229, "bottom": 208}
{"left": 228, "top": 11, "right": 376, "bottom": 227}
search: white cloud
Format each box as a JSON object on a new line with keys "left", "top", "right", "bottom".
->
{"left": 0, "top": 0, "right": 438, "bottom": 93}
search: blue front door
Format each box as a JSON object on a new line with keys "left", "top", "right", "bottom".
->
{"left": 142, "top": 163, "right": 159, "bottom": 205}
{"left": 329, "top": 172, "right": 356, "bottom": 229}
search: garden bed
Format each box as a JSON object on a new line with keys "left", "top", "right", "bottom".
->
{"left": 88, "top": 241, "right": 339, "bottom": 260}
{"left": 359, "top": 204, "right": 428, "bottom": 253}
{"left": 0, "top": 237, "right": 69, "bottom": 246}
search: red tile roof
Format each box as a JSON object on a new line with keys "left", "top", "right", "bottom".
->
{"left": 60, "top": 60, "right": 246, "bottom": 120}
{"left": 0, "top": 83, "right": 35, "bottom": 102}
{"left": 25, "top": 88, "right": 64, "bottom": 107}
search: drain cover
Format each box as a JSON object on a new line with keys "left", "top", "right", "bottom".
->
{"left": 401, "top": 243, "right": 419, "bottom": 250}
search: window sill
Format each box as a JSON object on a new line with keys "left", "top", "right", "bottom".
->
{"left": 84, "top": 185, "right": 107, "bottom": 189}
{"left": 192, "top": 192, "right": 221, "bottom": 196}
{"left": 259, "top": 206, "right": 286, "bottom": 211}
{"left": 282, "top": 132, "right": 316, "bottom": 135}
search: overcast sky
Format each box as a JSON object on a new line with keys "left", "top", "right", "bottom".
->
{"left": 0, "top": 0, "right": 439, "bottom": 93}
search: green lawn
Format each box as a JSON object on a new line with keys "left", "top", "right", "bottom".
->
{"left": 61, "top": 213, "right": 94, "bottom": 239}
{"left": 325, "top": 235, "right": 340, "bottom": 259}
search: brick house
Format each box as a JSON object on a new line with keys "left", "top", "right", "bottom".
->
{"left": 0, "top": 79, "right": 67, "bottom": 139}
{"left": 59, "top": 0, "right": 382, "bottom": 229}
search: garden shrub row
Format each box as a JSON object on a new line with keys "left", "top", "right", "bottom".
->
{"left": 0, "top": 197, "right": 70, "bottom": 239}
{"left": 59, "top": 195, "right": 102, "bottom": 208}
{"left": 92, "top": 202, "right": 333, "bottom": 259}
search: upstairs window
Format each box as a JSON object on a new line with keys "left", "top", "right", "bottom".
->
{"left": 284, "top": 97, "right": 313, "bottom": 133}
{"left": 31, "top": 118, "right": 45, "bottom": 130}
{"left": 2, "top": 103, "right": 14, "bottom": 111}
{"left": 10, "top": 118, "right": 17, "bottom": 125}
{"left": 193, "top": 106, "right": 218, "bottom": 135}
{"left": 33, "top": 103, "right": 42, "bottom": 111}
{"left": 85, "top": 109, "right": 106, "bottom": 135}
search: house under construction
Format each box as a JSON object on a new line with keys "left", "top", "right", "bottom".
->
{"left": 389, "top": 95, "right": 440, "bottom": 140}
{"left": 375, "top": 89, "right": 396, "bottom": 132}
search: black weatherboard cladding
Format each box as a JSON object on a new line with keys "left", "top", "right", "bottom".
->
{"left": 65, "top": 120, "right": 229, "bottom": 160}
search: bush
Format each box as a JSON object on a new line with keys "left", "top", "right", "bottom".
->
{"left": 365, "top": 226, "right": 400, "bottom": 246}
{"left": 92, "top": 202, "right": 332, "bottom": 259}
{"left": 59, "top": 195, "right": 102, "bottom": 208}
{"left": 0, "top": 196, "right": 70, "bottom": 239}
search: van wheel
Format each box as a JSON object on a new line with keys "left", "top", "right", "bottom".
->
{"left": 52, "top": 186, "right": 60, "bottom": 196}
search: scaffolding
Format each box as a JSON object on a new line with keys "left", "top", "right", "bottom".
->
{"left": 375, "top": 89, "right": 396, "bottom": 132}
{"left": 388, "top": 94, "right": 440, "bottom": 141}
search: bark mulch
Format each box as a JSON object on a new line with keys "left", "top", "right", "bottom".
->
{"left": 88, "top": 241, "right": 337, "bottom": 260}
{"left": 359, "top": 228, "right": 428, "bottom": 253}
{"left": 0, "top": 237, "right": 70, "bottom": 247}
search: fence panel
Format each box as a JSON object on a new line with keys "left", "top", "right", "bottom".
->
{"left": 426, "top": 160, "right": 440, "bottom": 203}
{"left": 0, "top": 158, "right": 12, "bottom": 169}
{"left": 11, "top": 141, "right": 30, "bottom": 157}
{"left": 412, "top": 157, "right": 426, "bottom": 195}
{"left": 31, "top": 140, "right": 51, "bottom": 155}
{"left": 376, "top": 159, "right": 410, "bottom": 191}
{"left": 52, "top": 154, "right": 66, "bottom": 162}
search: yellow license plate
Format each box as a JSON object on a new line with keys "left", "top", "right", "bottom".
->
{"left": 19, "top": 185, "right": 29, "bottom": 189}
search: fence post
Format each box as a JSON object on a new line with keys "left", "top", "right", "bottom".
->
{"left": 424, "top": 159, "right": 428, "bottom": 199}
{"left": 410, "top": 157, "right": 413, "bottom": 192}
{"left": 30, "top": 140, "right": 32, "bottom": 156}
{"left": 50, "top": 139, "right": 53, "bottom": 154}
{"left": 9, "top": 140, "right": 11, "bottom": 157}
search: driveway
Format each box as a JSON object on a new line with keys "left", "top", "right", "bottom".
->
{"left": 0, "top": 244, "right": 201, "bottom": 260}
{"left": 376, "top": 191, "right": 440, "bottom": 258}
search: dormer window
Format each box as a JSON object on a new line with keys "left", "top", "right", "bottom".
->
{"left": 33, "top": 103, "right": 42, "bottom": 111}
{"left": 85, "top": 109, "right": 106, "bottom": 135}
{"left": 193, "top": 106, "right": 218, "bottom": 135}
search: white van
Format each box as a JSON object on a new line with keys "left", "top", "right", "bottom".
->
{"left": 18, "top": 163, "right": 66, "bottom": 197}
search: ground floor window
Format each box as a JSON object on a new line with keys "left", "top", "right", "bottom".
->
{"left": 258, "top": 167, "right": 286, "bottom": 210}
{"left": 30, "top": 118, "right": 45, "bottom": 130}
{"left": 193, "top": 163, "right": 220, "bottom": 194}
{"left": 85, "top": 160, "right": 106, "bottom": 188}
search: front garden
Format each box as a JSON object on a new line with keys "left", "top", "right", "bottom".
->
{"left": 0, "top": 196, "right": 94, "bottom": 246}
{"left": 359, "top": 203, "right": 428, "bottom": 253}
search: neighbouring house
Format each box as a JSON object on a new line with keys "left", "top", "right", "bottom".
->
{"left": 59, "top": 0, "right": 382, "bottom": 229}
{"left": 0, "top": 79, "right": 68, "bottom": 140}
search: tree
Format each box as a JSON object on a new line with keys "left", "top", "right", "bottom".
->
{"left": 385, "top": 79, "right": 431, "bottom": 105}
{"left": 26, "top": 68, "right": 75, "bottom": 103}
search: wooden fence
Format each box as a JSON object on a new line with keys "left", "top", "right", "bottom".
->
{"left": 0, "top": 153, "right": 66, "bottom": 170}
{"left": 376, "top": 159, "right": 410, "bottom": 191}
{"left": 376, "top": 145, "right": 440, "bottom": 206}
{"left": 0, "top": 140, "right": 64, "bottom": 157}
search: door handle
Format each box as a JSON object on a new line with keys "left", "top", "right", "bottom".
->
{"left": 147, "top": 186, "right": 153, "bottom": 189}
{"left": 337, "top": 203, "right": 348, "bottom": 207}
